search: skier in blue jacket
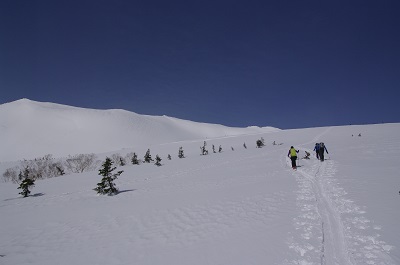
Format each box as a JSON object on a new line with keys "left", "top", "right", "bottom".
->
{"left": 313, "top": 143, "right": 320, "bottom": 160}
{"left": 318, "top": 142, "right": 329, "bottom": 161}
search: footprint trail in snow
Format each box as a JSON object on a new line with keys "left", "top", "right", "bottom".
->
{"left": 287, "top": 157, "right": 395, "bottom": 265}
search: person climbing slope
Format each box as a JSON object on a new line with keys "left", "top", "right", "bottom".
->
{"left": 288, "top": 146, "right": 299, "bottom": 170}
{"left": 313, "top": 143, "right": 320, "bottom": 160}
{"left": 318, "top": 142, "right": 329, "bottom": 161}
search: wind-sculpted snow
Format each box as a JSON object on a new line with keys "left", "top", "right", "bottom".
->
{"left": 0, "top": 100, "right": 399, "bottom": 265}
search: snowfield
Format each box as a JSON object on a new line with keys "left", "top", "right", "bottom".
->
{"left": 0, "top": 99, "right": 279, "bottom": 162}
{"left": 0, "top": 99, "right": 399, "bottom": 265}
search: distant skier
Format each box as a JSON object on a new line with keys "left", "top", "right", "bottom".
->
{"left": 288, "top": 146, "right": 299, "bottom": 170}
{"left": 313, "top": 143, "right": 320, "bottom": 160}
{"left": 318, "top": 142, "right": 329, "bottom": 161}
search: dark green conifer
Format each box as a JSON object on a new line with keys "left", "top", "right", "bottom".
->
{"left": 144, "top": 149, "right": 153, "bottom": 163}
{"left": 256, "top": 138, "right": 265, "bottom": 148}
{"left": 131, "top": 153, "right": 139, "bottom": 165}
{"left": 94, "top": 157, "right": 123, "bottom": 195}
{"left": 155, "top": 155, "right": 162, "bottom": 166}
{"left": 200, "top": 141, "right": 208, "bottom": 155}
{"left": 17, "top": 167, "right": 35, "bottom": 197}
{"left": 178, "top": 147, "right": 185, "bottom": 158}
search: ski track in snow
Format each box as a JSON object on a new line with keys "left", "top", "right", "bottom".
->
{"left": 286, "top": 157, "right": 395, "bottom": 265}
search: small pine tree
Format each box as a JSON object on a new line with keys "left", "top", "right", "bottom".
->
{"left": 167, "top": 154, "right": 172, "bottom": 160}
{"left": 131, "top": 152, "right": 139, "bottom": 165}
{"left": 155, "top": 155, "right": 162, "bottom": 166}
{"left": 144, "top": 149, "right": 153, "bottom": 163}
{"left": 119, "top": 157, "right": 126, "bottom": 166}
{"left": 94, "top": 157, "right": 123, "bottom": 195}
{"left": 243, "top": 142, "right": 247, "bottom": 149}
{"left": 201, "top": 141, "right": 208, "bottom": 155}
{"left": 218, "top": 145, "right": 222, "bottom": 153}
{"left": 256, "top": 138, "right": 265, "bottom": 148}
{"left": 178, "top": 147, "right": 185, "bottom": 158}
{"left": 231, "top": 147, "right": 234, "bottom": 151}
{"left": 17, "top": 167, "right": 35, "bottom": 197}
{"left": 18, "top": 178, "right": 35, "bottom": 197}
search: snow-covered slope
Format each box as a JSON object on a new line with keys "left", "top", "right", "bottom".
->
{"left": 0, "top": 98, "right": 399, "bottom": 265}
{"left": 0, "top": 99, "right": 278, "bottom": 161}
{"left": 0, "top": 123, "right": 399, "bottom": 264}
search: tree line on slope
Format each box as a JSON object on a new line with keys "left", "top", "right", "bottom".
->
{"left": 4, "top": 138, "right": 271, "bottom": 197}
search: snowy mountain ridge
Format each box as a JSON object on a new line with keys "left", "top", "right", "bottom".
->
{"left": 0, "top": 99, "right": 279, "bottom": 162}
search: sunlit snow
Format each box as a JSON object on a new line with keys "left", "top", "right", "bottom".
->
{"left": 0, "top": 99, "right": 398, "bottom": 265}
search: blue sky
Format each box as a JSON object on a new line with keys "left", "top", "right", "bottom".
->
{"left": 1, "top": 0, "right": 399, "bottom": 129}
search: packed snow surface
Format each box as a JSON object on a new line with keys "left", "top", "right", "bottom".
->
{"left": 0, "top": 99, "right": 399, "bottom": 265}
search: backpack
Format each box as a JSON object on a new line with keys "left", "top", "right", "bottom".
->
{"left": 320, "top": 142, "right": 324, "bottom": 149}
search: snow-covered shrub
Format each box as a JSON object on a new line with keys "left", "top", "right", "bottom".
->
{"left": 2, "top": 154, "right": 65, "bottom": 182}
{"left": 65, "top": 153, "right": 99, "bottom": 173}
{"left": 111, "top": 153, "right": 126, "bottom": 166}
